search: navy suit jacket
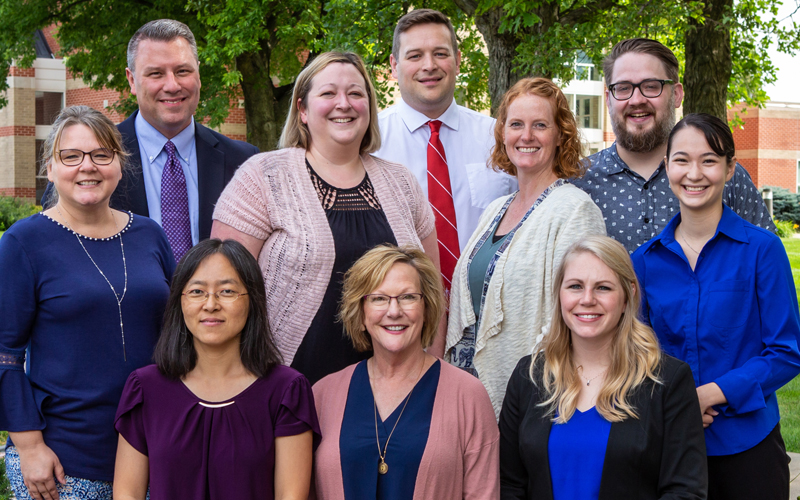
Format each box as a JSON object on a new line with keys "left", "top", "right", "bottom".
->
{"left": 44, "top": 111, "right": 259, "bottom": 241}
{"left": 112, "top": 111, "right": 259, "bottom": 240}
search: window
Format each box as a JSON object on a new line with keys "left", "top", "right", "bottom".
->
{"left": 35, "top": 92, "right": 63, "bottom": 126}
{"left": 574, "top": 95, "right": 600, "bottom": 129}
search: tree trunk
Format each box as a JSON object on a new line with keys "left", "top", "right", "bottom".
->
{"left": 683, "top": 0, "right": 732, "bottom": 120}
{"left": 237, "top": 50, "right": 282, "bottom": 151}
{"left": 473, "top": 8, "right": 523, "bottom": 115}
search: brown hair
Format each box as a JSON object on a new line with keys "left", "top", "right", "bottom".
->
{"left": 392, "top": 9, "right": 458, "bottom": 59}
{"left": 278, "top": 51, "right": 381, "bottom": 154}
{"left": 339, "top": 245, "right": 444, "bottom": 352}
{"left": 603, "top": 38, "right": 679, "bottom": 86}
{"left": 490, "top": 77, "right": 584, "bottom": 179}
{"left": 533, "top": 235, "right": 662, "bottom": 423}
{"left": 41, "top": 105, "right": 130, "bottom": 207}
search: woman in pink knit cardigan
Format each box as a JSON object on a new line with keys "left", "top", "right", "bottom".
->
{"left": 211, "top": 52, "right": 440, "bottom": 385}
{"left": 312, "top": 245, "right": 499, "bottom": 500}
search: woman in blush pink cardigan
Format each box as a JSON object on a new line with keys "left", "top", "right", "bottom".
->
{"left": 212, "top": 52, "right": 439, "bottom": 385}
{"left": 312, "top": 246, "right": 499, "bottom": 500}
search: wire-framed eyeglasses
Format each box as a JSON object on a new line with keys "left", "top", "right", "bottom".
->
{"left": 363, "top": 293, "right": 424, "bottom": 310}
{"left": 182, "top": 289, "right": 249, "bottom": 303}
{"left": 57, "top": 148, "right": 119, "bottom": 166}
{"left": 608, "top": 79, "right": 674, "bottom": 101}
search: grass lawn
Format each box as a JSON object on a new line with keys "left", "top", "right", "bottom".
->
{"left": 779, "top": 238, "right": 800, "bottom": 452}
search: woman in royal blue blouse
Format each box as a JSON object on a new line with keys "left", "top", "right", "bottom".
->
{"left": 632, "top": 113, "right": 800, "bottom": 500}
{"left": 0, "top": 106, "right": 175, "bottom": 500}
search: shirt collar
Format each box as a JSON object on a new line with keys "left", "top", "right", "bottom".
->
{"left": 596, "top": 143, "right": 667, "bottom": 180}
{"left": 397, "top": 97, "right": 460, "bottom": 133}
{"left": 645, "top": 204, "right": 749, "bottom": 254}
{"left": 135, "top": 112, "right": 196, "bottom": 164}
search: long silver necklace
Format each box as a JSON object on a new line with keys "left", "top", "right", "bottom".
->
{"left": 56, "top": 205, "right": 128, "bottom": 361}
{"left": 577, "top": 365, "right": 607, "bottom": 386}
{"left": 677, "top": 225, "right": 704, "bottom": 255}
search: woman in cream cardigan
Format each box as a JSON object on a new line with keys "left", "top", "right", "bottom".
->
{"left": 212, "top": 52, "right": 439, "bottom": 384}
{"left": 447, "top": 77, "right": 606, "bottom": 416}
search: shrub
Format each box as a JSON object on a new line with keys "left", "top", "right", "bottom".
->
{"left": 0, "top": 456, "right": 11, "bottom": 500}
{"left": 775, "top": 219, "right": 798, "bottom": 239}
{"left": 0, "top": 196, "right": 41, "bottom": 231}
{"left": 764, "top": 186, "right": 800, "bottom": 226}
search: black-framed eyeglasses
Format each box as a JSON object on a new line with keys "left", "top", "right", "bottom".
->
{"left": 182, "top": 289, "right": 249, "bottom": 303}
{"left": 363, "top": 293, "right": 424, "bottom": 310}
{"left": 57, "top": 148, "right": 118, "bottom": 166}
{"left": 608, "top": 79, "right": 674, "bottom": 100}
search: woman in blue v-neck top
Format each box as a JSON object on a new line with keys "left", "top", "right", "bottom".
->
{"left": 632, "top": 113, "right": 800, "bottom": 500}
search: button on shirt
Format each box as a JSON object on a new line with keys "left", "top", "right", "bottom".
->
{"left": 571, "top": 143, "right": 776, "bottom": 253}
{"left": 375, "top": 98, "right": 517, "bottom": 251}
{"left": 135, "top": 112, "right": 200, "bottom": 245}
{"left": 631, "top": 206, "right": 800, "bottom": 455}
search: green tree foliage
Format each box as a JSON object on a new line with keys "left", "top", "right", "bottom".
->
{"left": 766, "top": 186, "right": 800, "bottom": 225}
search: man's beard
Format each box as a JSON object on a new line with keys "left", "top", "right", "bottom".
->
{"left": 610, "top": 95, "right": 676, "bottom": 153}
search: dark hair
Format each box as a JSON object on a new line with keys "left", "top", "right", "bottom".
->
{"left": 666, "top": 113, "right": 735, "bottom": 164}
{"left": 392, "top": 9, "right": 458, "bottom": 60}
{"left": 603, "top": 38, "right": 679, "bottom": 86}
{"left": 127, "top": 19, "right": 198, "bottom": 73}
{"left": 154, "top": 239, "right": 282, "bottom": 378}
{"left": 490, "top": 77, "right": 584, "bottom": 179}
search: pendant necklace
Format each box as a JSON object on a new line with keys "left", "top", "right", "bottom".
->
{"left": 56, "top": 205, "right": 128, "bottom": 361}
{"left": 577, "top": 365, "right": 607, "bottom": 386}
{"left": 372, "top": 357, "right": 426, "bottom": 475}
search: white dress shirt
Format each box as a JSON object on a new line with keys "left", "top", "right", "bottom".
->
{"left": 375, "top": 98, "right": 517, "bottom": 251}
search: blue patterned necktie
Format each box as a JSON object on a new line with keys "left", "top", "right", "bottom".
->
{"left": 161, "top": 140, "right": 192, "bottom": 262}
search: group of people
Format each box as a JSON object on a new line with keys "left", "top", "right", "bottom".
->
{"left": 0, "top": 7, "right": 798, "bottom": 500}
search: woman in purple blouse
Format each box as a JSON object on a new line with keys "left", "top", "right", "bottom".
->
{"left": 113, "top": 239, "right": 320, "bottom": 500}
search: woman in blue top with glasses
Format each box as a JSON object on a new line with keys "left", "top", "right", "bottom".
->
{"left": 0, "top": 106, "right": 174, "bottom": 500}
{"left": 631, "top": 113, "right": 800, "bottom": 500}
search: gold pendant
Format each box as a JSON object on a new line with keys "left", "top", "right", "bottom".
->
{"left": 379, "top": 460, "right": 388, "bottom": 474}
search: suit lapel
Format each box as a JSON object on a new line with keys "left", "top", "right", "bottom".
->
{"left": 194, "top": 123, "right": 224, "bottom": 240}
{"left": 114, "top": 111, "right": 150, "bottom": 217}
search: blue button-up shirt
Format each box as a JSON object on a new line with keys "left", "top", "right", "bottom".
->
{"left": 134, "top": 113, "right": 200, "bottom": 245}
{"left": 631, "top": 206, "right": 800, "bottom": 455}
{"left": 572, "top": 144, "right": 776, "bottom": 254}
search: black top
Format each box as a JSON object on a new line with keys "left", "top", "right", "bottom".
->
{"left": 499, "top": 354, "right": 708, "bottom": 500}
{"left": 291, "top": 162, "right": 397, "bottom": 385}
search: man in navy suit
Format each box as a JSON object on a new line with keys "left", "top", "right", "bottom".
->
{"left": 116, "top": 19, "right": 258, "bottom": 259}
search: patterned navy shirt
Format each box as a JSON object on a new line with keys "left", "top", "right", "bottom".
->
{"left": 571, "top": 143, "right": 777, "bottom": 253}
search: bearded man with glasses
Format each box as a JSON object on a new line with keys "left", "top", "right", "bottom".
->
{"left": 571, "top": 38, "right": 776, "bottom": 253}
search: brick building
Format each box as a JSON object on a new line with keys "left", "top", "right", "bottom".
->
{"left": 0, "top": 27, "right": 247, "bottom": 204}
{"left": 729, "top": 102, "right": 800, "bottom": 193}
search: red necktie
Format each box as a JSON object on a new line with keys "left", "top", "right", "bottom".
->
{"left": 427, "top": 120, "right": 460, "bottom": 295}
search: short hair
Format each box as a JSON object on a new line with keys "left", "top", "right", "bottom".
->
{"left": 534, "top": 235, "right": 662, "bottom": 423}
{"left": 339, "top": 245, "right": 444, "bottom": 352}
{"left": 392, "top": 9, "right": 459, "bottom": 60}
{"left": 40, "top": 105, "right": 130, "bottom": 207}
{"left": 154, "top": 239, "right": 282, "bottom": 379}
{"left": 490, "top": 77, "right": 584, "bottom": 179}
{"left": 127, "top": 19, "right": 199, "bottom": 74}
{"left": 603, "top": 38, "right": 680, "bottom": 86}
{"left": 667, "top": 113, "right": 735, "bottom": 165}
{"left": 278, "top": 51, "right": 381, "bottom": 154}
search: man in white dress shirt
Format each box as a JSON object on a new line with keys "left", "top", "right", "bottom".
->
{"left": 375, "top": 9, "right": 517, "bottom": 255}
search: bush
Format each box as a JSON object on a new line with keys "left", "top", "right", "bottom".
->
{"left": 0, "top": 196, "right": 41, "bottom": 231}
{"left": 775, "top": 219, "right": 798, "bottom": 238}
{"left": 0, "top": 456, "right": 11, "bottom": 500}
{"left": 764, "top": 186, "right": 800, "bottom": 225}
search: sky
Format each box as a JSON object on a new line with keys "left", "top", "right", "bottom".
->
{"left": 762, "top": 0, "right": 800, "bottom": 103}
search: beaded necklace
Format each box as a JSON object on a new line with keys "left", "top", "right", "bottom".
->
{"left": 55, "top": 206, "right": 128, "bottom": 361}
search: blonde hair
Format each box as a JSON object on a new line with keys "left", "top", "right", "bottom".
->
{"left": 278, "top": 51, "right": 381, "bottom": 154}
{"left": 339, "top": 245, "right": 444, "bottom": 352}
{"left": 532, "top": 235, "right": 662, "bottom": 423}
{"left": 41, "top": 105, "right": 130, "bottom": 207}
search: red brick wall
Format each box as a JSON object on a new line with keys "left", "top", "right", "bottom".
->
{"left": 0, "top": 187, "right": 36, "bottom": 198}
{"left": 0, "top": 126, "right": 35, "bottom": 137}
{"left": 42, "top": 25, "right": 61, "bottom": 56}
{"left": 9, "top": 66, "right": 35, "bottom": 77}
{"left": 66, "top": 86, "right": 128, "bottom": 123}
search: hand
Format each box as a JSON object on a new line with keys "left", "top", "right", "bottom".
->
{"left": 696, "top": 383, "right": 726, "bottom": 428}
{"left": 11, "top": 433, "right": 66, "bottom": 500}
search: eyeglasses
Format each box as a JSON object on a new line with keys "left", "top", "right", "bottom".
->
{"left": 607, "top": 79, "right": 674, "bottom": 101}
{"left": 57, "top": 148, "right": 118, "bottom": 166}
{"left": 182, "top": 289, "right": 249, "bottom": 303}
{"left": 363, "top": 293, "right": 423, "bottom": 309}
